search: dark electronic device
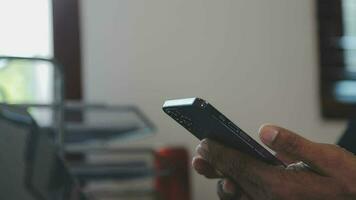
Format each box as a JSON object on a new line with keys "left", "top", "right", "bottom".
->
{"left": 162, "top": 98, "right": 285, "bottom": 166}
{"left": 0, "top": 105, "right": 84, "bottom": 200}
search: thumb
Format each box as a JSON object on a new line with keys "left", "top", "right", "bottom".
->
{"left": 258, "top": 124, "right": 340, "bottom": 175}
{"left": 258, "top": 124, "right": 312, "bottom": 159}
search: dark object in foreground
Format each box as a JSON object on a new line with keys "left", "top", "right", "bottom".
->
{"left": 338, "top": 119, "right": 356, "bottom": 154}
{"left": 0, "top": 105, "right": 84, "bottom": 200}
{"left": 163, "top": 97, "right": 285, "bottom": 166}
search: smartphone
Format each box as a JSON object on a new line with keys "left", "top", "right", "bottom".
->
{"left": 162, "top": 97, "right": 285, "bottom": 166}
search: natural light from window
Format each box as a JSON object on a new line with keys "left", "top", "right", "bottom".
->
{"left": 342, "top": 0, "right": 356, "bottom": 72}
{"left": 334, "top": 0, "right": 356, "bottom": 103}
{"left": 0, "top": 0, "right": 55, "bottom": 118}
{"left": 0, "top": 0, "right": 53, "bottom": 57}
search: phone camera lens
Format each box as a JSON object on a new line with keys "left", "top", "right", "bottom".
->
{"left": 200, "top": 102, "right": 207, "bottom": 108}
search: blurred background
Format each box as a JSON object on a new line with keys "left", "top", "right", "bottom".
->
{"left": 0, "top": 0, "right": 355, "bottom": 199}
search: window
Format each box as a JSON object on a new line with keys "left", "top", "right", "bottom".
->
{"left": 0, "top": 0, "right": 54, "bottom": 104}
{"left": 0, "top": 0, "right": 53, "bottom": 58}
{"left": 0, "top": 0, "right": 82, "bottom": 103}
{"left": 342, "top": 0, "right": 356, "bottom": 72}
{"left": 318, "top": 0, "right": 356, "bottom": 118}
{"left": 335, "top": 0, "right": 356, "bottom": 104}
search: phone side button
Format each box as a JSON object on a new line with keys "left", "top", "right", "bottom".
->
{"left": 254, "top": 148, "right": 268, "bottom": 159}
{"left": 238, "top": 132, "right": 251, "bottom": 143}
{"left": 256, "top": 146, "right": 273, "bottom": 159}
{"left": 236, "top": 135, "right": 254, "bottom": 149}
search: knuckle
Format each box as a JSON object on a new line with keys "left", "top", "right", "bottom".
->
{"left": 210, "top": 148, "right": 225, "bottom": 165}
{"left": 327, "top": 145, "right": 344, "bottom": 157}
{"left": 204, "top": 141, "right": 220, "bottom": 163}
{"left": 217, "top": 179, "right": 241, "bottom": 200}
{"left": 207, "top": 143, "right": 242, "bottom": 178}
{"left": 230, "top": 154, "right": 246, "bottom": 173}
{"left": 278, "top": 133, "right": 303, "bottom": 155}
{"left": 321, "top": 144, "right": 343, "bottom": 154}
{"left": 222, "top": 151, "right": 247, "bottom": 179}
{"left": 319, "top": 144, "right": 349, "bottom": 166}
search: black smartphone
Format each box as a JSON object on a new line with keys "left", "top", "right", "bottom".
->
{"left": 162, "top": 97, "right": 285, "bottom": 166}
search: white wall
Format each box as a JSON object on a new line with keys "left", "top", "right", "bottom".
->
{"left": 80, "top": 1, "right": 346, "bottom": 199}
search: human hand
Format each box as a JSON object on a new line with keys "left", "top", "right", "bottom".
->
{"left": 192, "top": 125, "right": 356, "bottom": 200}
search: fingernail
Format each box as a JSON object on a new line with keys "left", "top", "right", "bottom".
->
{"left": 223, "top": 180, "right": 236, "bottom": 194}
{"left": 191, "top": 156, "right": 204, "bottom": 172}
{"left": 191, "top": 156, "right": 198, "bottom": 167}
{"left": 197, "top": 139, "right": 209, "bottom": 158}
{"left": 259, "top": 125, "right": 279, "bottom": 145}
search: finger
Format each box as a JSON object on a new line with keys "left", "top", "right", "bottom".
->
{"left": 196, "top": 139, "right": 277, "bottom": 192}
{"left": 217, "top": 179, "right": 246, "bottom": 200}
{"left": 218, "top": 179, "right": 253, "bottom": 200}
{"left": 192, "top": 156, "right": 221, "bottom": 178}
{"left": 259, "top": 124, "right": 347, "bottom": 175}
{"left": 275, "top": 153, "right": 296, "bottom": 165}
{"left": 193, "top": 157, "right": 251, "bottom": 199}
